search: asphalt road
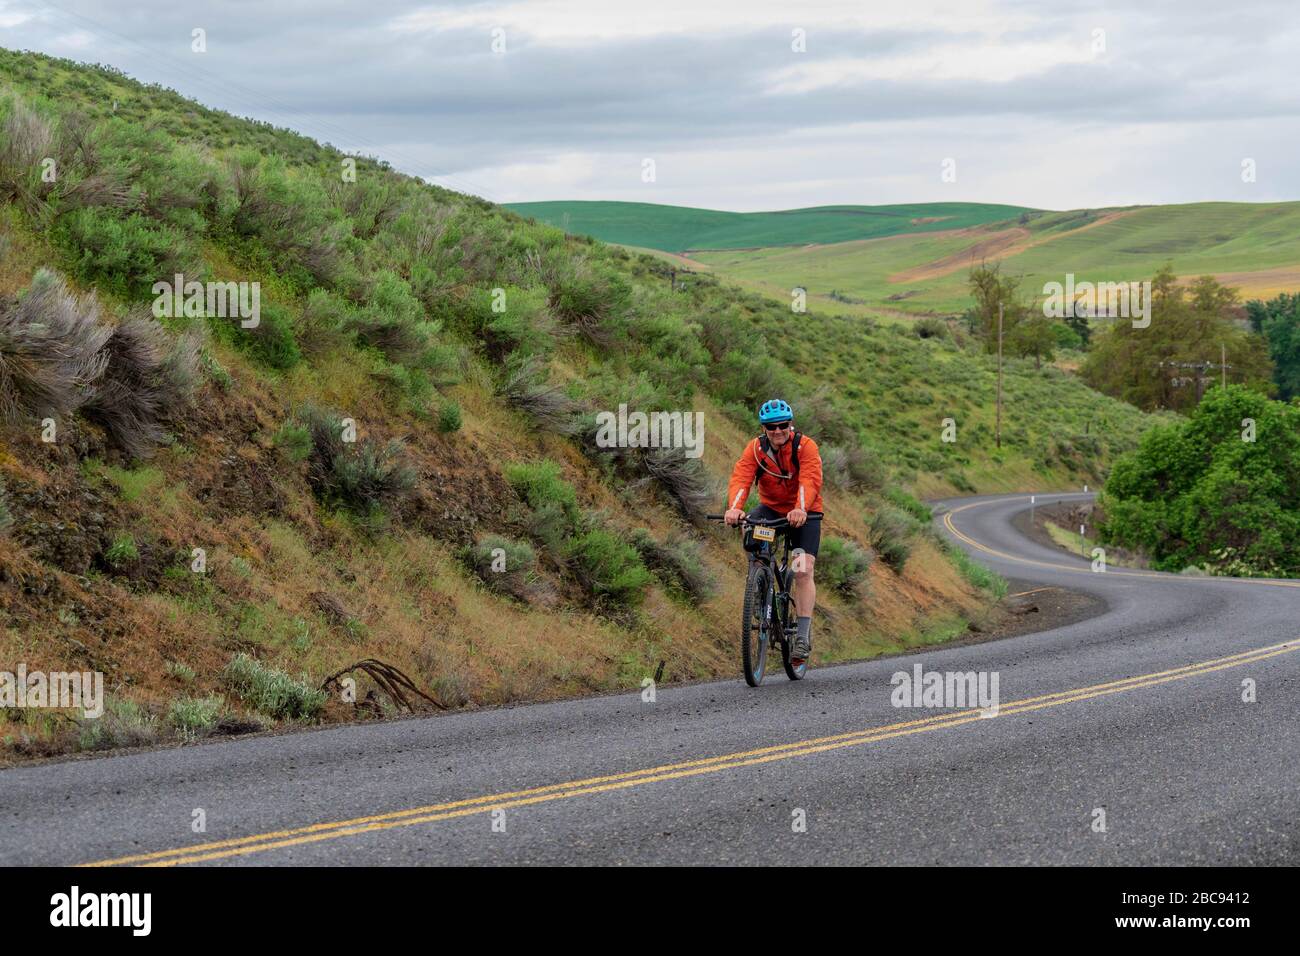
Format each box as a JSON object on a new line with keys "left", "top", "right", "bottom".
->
{"left": 4, "top": 492, "right": 1298, "bottom": 866}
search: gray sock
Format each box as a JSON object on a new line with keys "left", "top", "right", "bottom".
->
{"left": 797, "top": 616, "right": 811, "bottom": 641}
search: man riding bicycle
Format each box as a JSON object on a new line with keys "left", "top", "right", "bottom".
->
{"left": 724, "top": 399, "right": 824, "bottom": 667}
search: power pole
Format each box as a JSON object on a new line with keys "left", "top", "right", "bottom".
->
{"left": 996, "top": 303, "right": 1003, "bottom": 450}
{"left": 1156, "top": 358, "right": 1233, "bottom": 406}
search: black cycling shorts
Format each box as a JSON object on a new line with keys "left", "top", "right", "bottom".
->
{"left": 748, "top": 505, "right": 823, "bottom": 557}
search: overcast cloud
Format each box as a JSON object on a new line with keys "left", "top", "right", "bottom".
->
{"left": 2, "top": 0, "right": 1298, "bottom": 210}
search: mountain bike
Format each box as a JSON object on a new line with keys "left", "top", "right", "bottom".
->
{"left": 707, "top": 513, "right": 821, "bottom": 686}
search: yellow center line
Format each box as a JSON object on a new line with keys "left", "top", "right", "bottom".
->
{"left": 82, "top": 639, "right": 1299, "bottom": 867}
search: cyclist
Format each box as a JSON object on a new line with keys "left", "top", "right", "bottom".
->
{"left": 724, "top": 399, "right": 824, "bottom": 666}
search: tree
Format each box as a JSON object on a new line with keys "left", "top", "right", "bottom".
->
{"left": 1100, "top": 385, "right": 1300, "bottom": 576}
{"left": 967, "top": 261, "right": 1050, "bottom": 363}
{"left": 1245, "top": 292, "right": 1300, "bottom": 401}
{"left": 1008, "top": 312, "right": 1056, "bottom": 369}
{"left": 1065, "top": 299, "right": 1091, "bottom": 349}
{"left": 1081, "top": 267, "right": 1272, "bottom": 412}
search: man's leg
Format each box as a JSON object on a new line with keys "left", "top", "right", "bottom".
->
{"left": 789, "top": 513, "right": 821, "bottom": 659}
{"left": 791, "top": 551, "right": 815, "bottom": 658}
{"left": 792, "top": 552, "right": 816, "bottom": 617}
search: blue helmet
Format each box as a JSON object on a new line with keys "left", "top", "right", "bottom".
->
{"left": 758, "top": 398, "right": 793, "bottom": 424}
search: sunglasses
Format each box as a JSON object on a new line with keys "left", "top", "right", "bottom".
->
{"left": 763, "top": 422, "right": 792, "bottom": 431}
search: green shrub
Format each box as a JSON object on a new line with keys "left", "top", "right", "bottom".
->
{"left": 273, "top": 421, "right": 312, "bottom": 461}
{"left": 816, "top": 537, "right": 873, "bottom": 596}
{"left": 944, "top": 542, "right": 1008, "bottom": 598}
{"left": 461, "top": 534, "right": 544, "bottom": 602}
{"left": 228, "top": 301, "right": 301, "bottom": 370}
{"left": 297, "top": 288, "right": 355, "bottom": 356}
{"left": 296, "top": 404, "right": 417, "bottom": 513}
{"left": 504, "top": 459, "right": 580, "bottom": 528}
{"left": 77, "top": 697, "right": 159, "bottom": 752}
{"left": 630, "top": 529, "right": 715, "bottom": 601}
{"left": 548, "top": 263, "right": 631, "bottom": 345}
{"left": 167, "top": 695, "right": 223, "bottom": 737}
{"left": 867, "top": 504, "right": 919, "bottom": 570}
{"left": 564, "top": 527, "right": 652, "bottom": 607}
{"left": 468, "top": 284, "right": 556, "bottom": 360}
{"left": 104, "top": 533, "right": 139, "bottom": 566}
{"left": 222, "top": 652, "right": 326, "bottom": 720}
{"left": 885, "top": 487, "right": 932, "bottom": 523}
{"left": 501, "top": 354, "right": 581, "bottom": 433}
{"left": 164, "top": 660, "right": 197, "bottom": 683}
{"left": 200, "top": 348, "right": 232, "bottom": 390}
{"left": 437, "top": 399, "right": 463, "bottom": 433}
{"left": 914, "top": 317, "right": 950, "bottom": 340}
{"left": 55, "top": 207, "right": 197, "bottom": 299}
{"left": 821, "top": 443, "right": 888, "bottom": 492}
{"left": 228, "top": 152, "right": 345, "bottom": 286}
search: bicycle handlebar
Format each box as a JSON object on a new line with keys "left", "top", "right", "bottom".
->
{"left": 705, "top": 513, "right": 823, "bottom": 528}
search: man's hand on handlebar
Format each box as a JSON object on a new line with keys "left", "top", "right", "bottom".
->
{"left": 786, "top": 508, "right": 808, "bottom": 528}
{"left": 724, "top": 507, "right": 745, "bottom": 526}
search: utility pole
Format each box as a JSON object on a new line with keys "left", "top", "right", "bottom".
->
{"left": 996, "top": 303, "right": 1003, "bottom": 450}
{"left": 1157, "top": 358, "right": 1233, "bottom": 406}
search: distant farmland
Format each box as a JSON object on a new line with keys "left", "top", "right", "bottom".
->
{"left": 511, "top": 201, "right": 1300, "bottom": 316}
{"left": 507, "top": 200, "right": 1036, "bottom": 253}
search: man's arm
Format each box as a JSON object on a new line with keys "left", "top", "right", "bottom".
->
{"left": 797, "top": 436, "right": 823, "bottom": 512}
{"left": 726, "top": 438, "right": 759, "bottom": 511}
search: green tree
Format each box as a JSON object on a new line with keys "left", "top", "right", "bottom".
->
{"left": 1081, "top": 268, "right": 1272, "bottom": 412}
{"left": 1065, "top": 300, "right": 1091, "bottom": 349}
{"left": 1100, "top": 385, "right": 1300, "bottom": 575}
{"left": 967, "top": 262, "right": 1044, "bottom": 361}
{"left": 1245, "top": 292, "right": 1300, "bottom": 400}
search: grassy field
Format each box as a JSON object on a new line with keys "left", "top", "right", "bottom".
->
{"left": 508, "top": 200, "right": 1036, "bottom": 253}
{"left": 550, "top": 202, "right": 1300, "bottom": 316}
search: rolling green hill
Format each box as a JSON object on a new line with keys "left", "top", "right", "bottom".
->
{"left": 507, "top": 200, "right": 1037, "bottom": 253}
{"left": 517, "top": 201, "right": 1300, "bottom": 317}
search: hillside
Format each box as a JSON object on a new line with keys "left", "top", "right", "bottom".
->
{"left": 520, "top": 200, "right": 1300, "bottom": 317}
{"left": 506, "top": 200, "right": 1037, "bottom": 253}
{"left": 0, "top": 50, "right": 1155, "bottom": 760}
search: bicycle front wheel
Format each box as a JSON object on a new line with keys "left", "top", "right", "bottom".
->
{"left": 741, "top": 562, "right": 771, "bottom": 686}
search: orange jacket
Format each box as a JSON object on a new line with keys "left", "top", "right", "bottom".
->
{"left": 726, "top": 433, "right": 824, "bottom": 515}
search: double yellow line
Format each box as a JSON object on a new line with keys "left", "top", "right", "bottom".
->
{"left": 83, "top": 638, "right": 1298, "bottom": 867}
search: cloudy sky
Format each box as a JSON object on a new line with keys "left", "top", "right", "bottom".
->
{"left": 3, "top": 0, "right": 1299, "bottom": 210}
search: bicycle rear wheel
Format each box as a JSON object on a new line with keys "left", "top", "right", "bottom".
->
{"left": 741, "top": 562, "right": 771, "bottom": 686}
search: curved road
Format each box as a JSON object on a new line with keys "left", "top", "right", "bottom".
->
{"left": 3, "top": 492, "right": 1298, "bottom": 865}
